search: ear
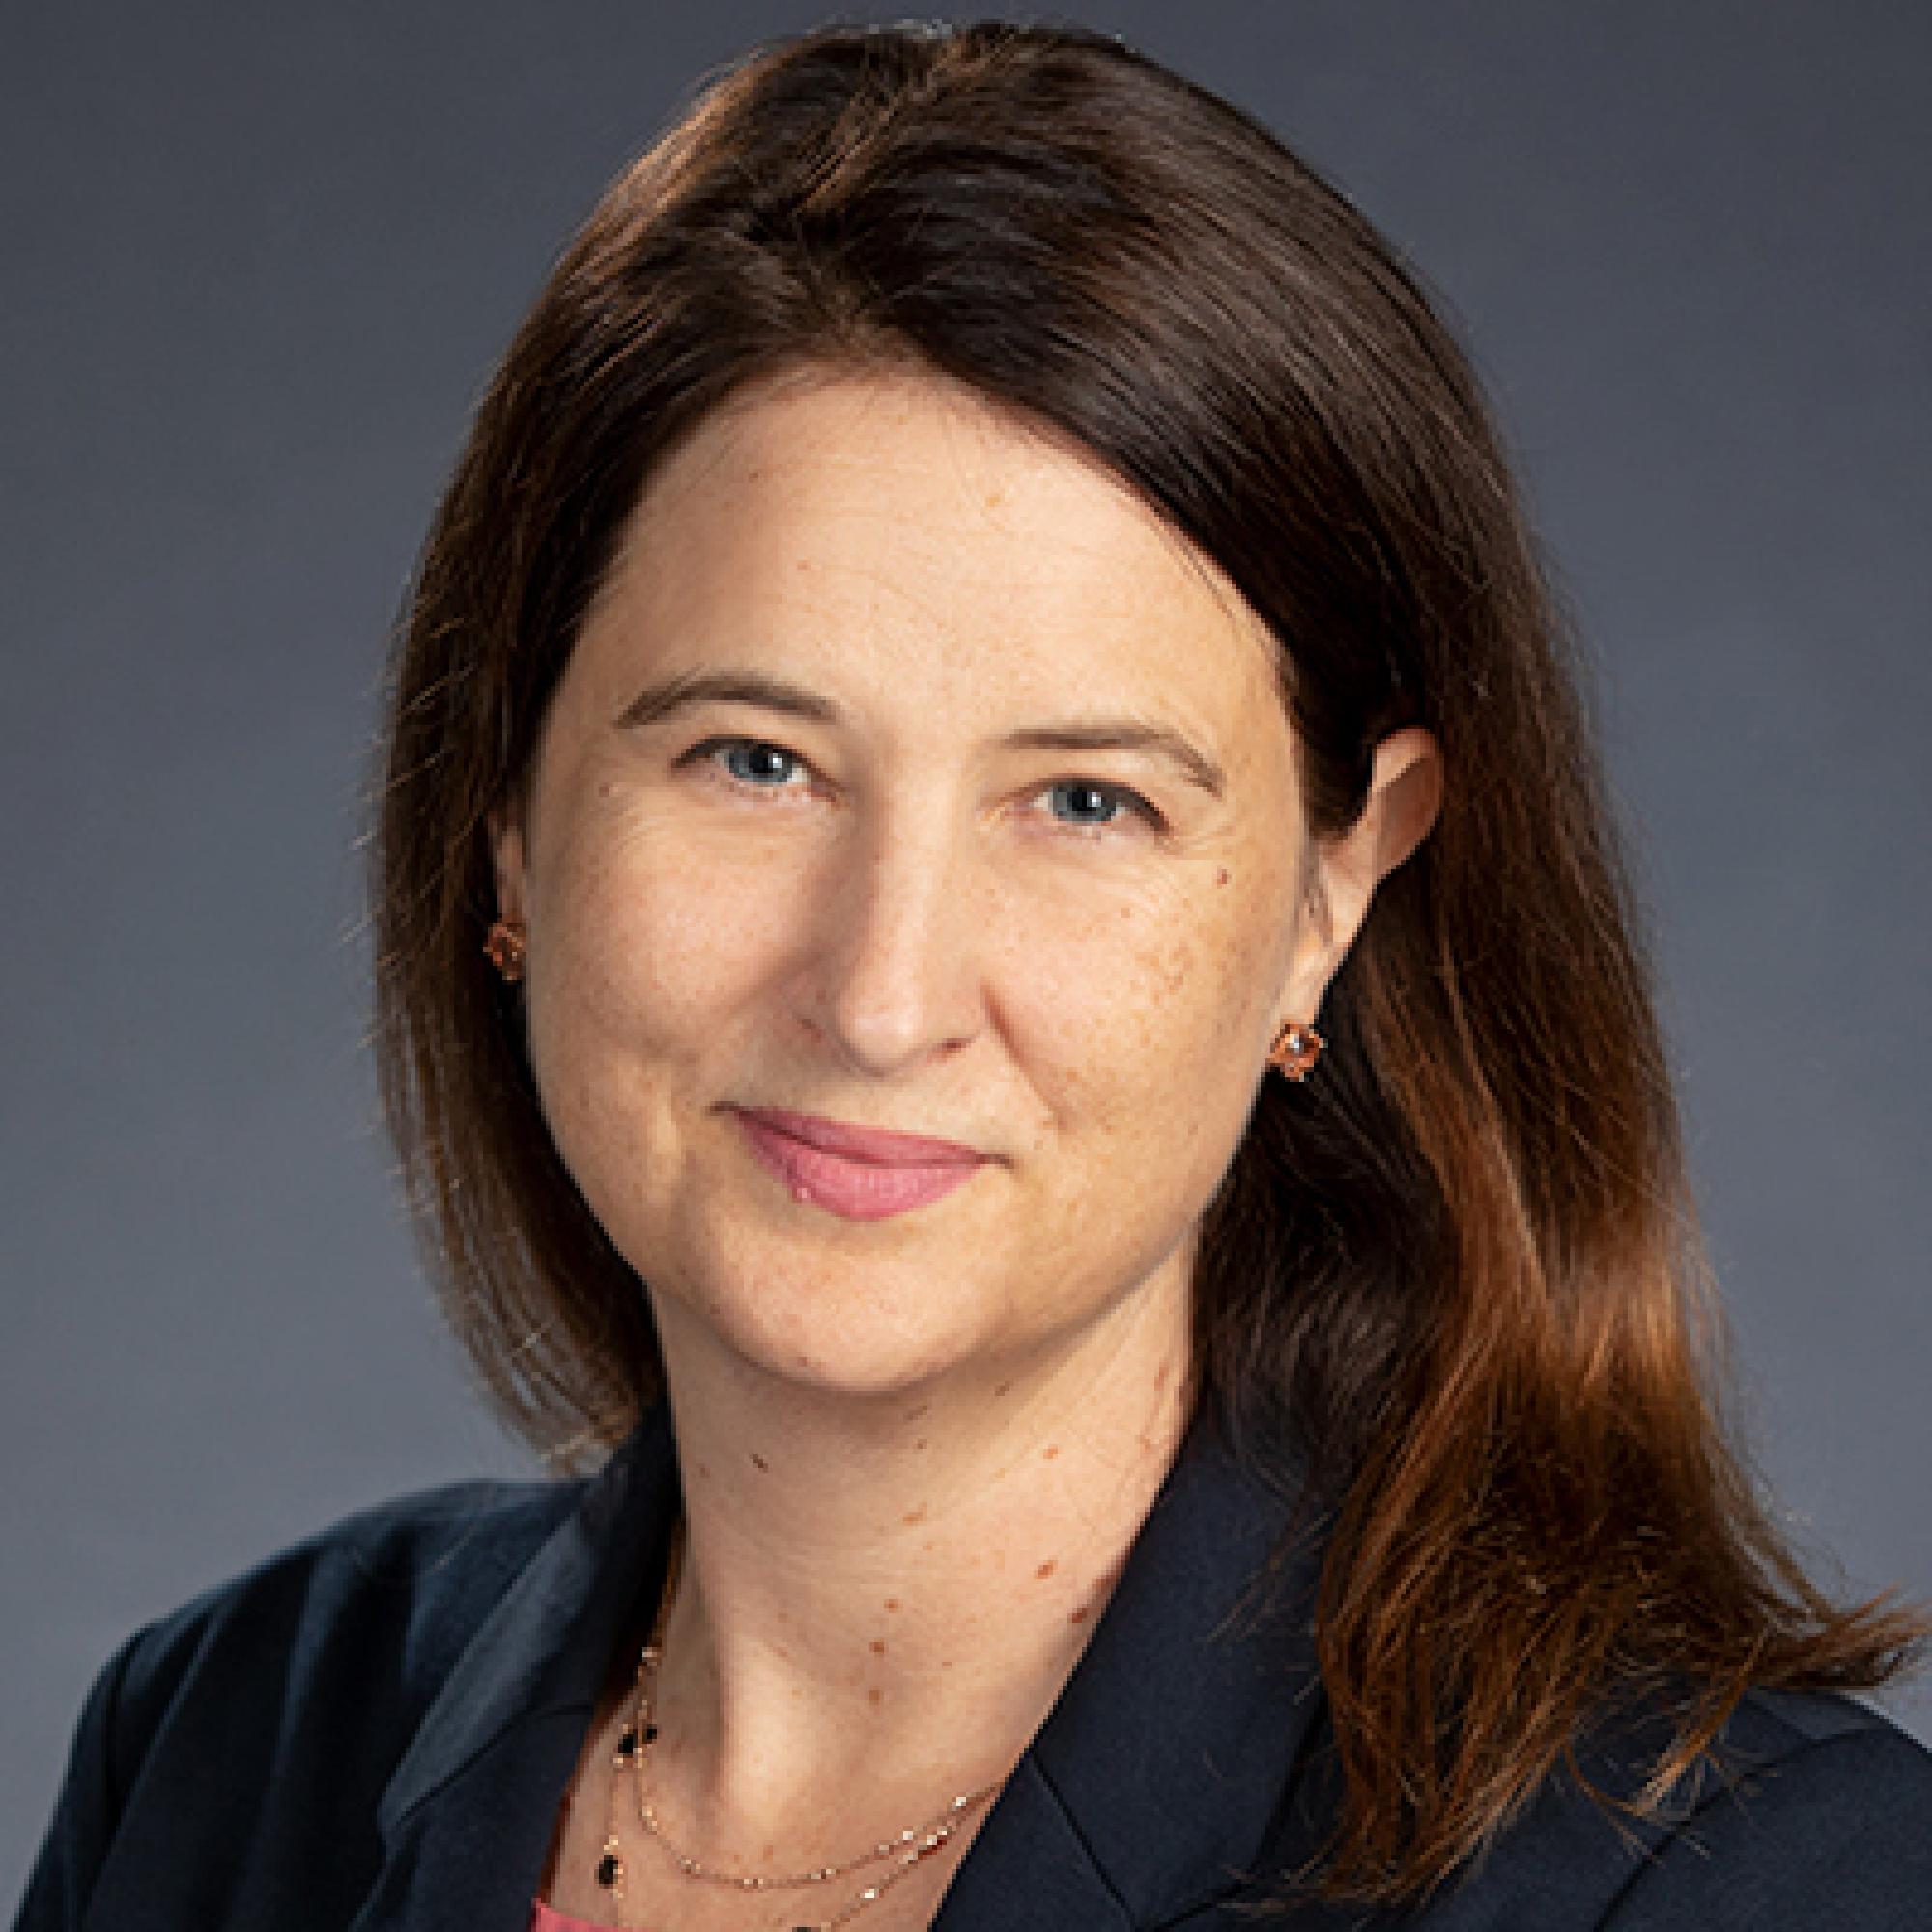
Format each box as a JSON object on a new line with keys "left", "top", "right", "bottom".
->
{"left": 487, "top": 805, "right": 528, "bottom": 927}
{"left": 1278, "top": 725, "right": 1442, "bottom": 1023}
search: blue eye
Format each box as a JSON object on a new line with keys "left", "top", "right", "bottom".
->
{"left": 719, "top": 740, "right": 800, "bottom": 787}
{"left": 683, "top": 737, "right": 809, "bottom": 790}
{"left": 1043, "top": 780, "right": 1162, "bottom": 835}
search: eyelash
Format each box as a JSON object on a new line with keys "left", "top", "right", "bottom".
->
{"left": 675, "top": 735, "right": 1168, "bottom": 838}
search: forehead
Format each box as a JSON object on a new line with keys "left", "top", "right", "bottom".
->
{"left": 578, "top": 367, "right": 1285, "bottom": 730}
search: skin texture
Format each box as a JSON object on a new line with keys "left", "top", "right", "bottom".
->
{"left": 492, "top": 367, "right": 1440, "bottom": 1926}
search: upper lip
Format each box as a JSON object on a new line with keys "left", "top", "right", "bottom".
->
{"left": 738, "top": 1107, "right": 988, "bottom": 1167}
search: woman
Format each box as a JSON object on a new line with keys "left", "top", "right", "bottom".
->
{"left": 17, "top": 19, "right": 1930, "bottom": 1931}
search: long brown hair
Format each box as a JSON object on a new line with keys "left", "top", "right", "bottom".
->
{"left": 370, "top": 19, "right": 1921, "bottom": 1905}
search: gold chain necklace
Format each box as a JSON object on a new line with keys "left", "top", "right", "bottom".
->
{"left": 591, "top": 1525, "right": 1005, "bottom": 1930}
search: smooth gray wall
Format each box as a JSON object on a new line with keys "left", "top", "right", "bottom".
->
{"left": 6, "top": 0, "right": 1927, "bottom": 1892}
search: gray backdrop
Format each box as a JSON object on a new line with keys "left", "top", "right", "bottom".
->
{"left": 5, "top": 0, "right": 1927, "bottom": 1892}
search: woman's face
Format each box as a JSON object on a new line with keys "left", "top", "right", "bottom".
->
{"left": 493, "top": 367, "right": 1386, "bottom": 1402}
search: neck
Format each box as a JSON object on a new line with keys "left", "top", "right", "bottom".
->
{"left": 639, "top": 1282, "right": 1194, "bottom": 1850}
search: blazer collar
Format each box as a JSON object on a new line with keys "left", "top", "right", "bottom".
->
{"left": 358, "top": 1414, "right": 680, "bottom": 1931}
{"left": 934, "top": 1406, "right": 1326, "bottom": 1929}
{"left": 358, "top": 1401, "right": 1325, "bottom": 1932}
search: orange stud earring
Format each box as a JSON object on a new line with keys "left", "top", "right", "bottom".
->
{"left": 484, "top": 919, "right": 527, "bottom": 984}
{"left": 1267, "top": 1018, "right": 1324, "bottom": 1082}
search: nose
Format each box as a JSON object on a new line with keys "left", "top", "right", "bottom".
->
{"left": 799, "top": 797, "right": 986, "bottom": 1079}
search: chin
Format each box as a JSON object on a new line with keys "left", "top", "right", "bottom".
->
{"left": 757, "top": 1307, "right": 1013, "bottom": 1405}
{"left": 657, "top": 1242, "right": 1012, "bottom": 1404}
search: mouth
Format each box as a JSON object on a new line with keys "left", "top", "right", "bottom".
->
{"left": 733, "top": 1108, "right": 987, "bottom": 1222}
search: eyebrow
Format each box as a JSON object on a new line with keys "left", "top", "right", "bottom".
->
{"left": 616, "top": 668, "right": 1228, "bottom": 799}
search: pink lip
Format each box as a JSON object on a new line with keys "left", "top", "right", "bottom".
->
{"left": 739, "top": 1107, "right": 985, "bottom": 1166}
{"left": 735, "top": 1108, "right": 986, "bottom": 1222}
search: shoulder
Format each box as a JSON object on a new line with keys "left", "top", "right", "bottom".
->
{"left": 106, "top": 1468, "right": 587, "bottom": 1762}
{"left": 16, "top": 1469, "right": 589, "bottom": 1929}
{"left": 1419, "top": 1685, "right": 1932, "bottom": 1931}
{"left": 19, "top": 1412, "right": 689, "bottom": 1930}
{"left": 1586, "top": 1687, "right": 1932, "bottom": 1929}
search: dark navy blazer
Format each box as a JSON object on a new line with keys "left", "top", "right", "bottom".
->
{"left": 17, "top": 1400, "right": 1932, "bottom": 1929}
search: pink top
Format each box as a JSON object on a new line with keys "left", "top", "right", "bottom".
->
{"left": 530, "top": 1903, "right": 616, "bottom": 1932}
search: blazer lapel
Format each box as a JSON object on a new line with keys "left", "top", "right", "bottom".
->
{"left": 934, "top": 1407, "right": 1327, "bottom": 1930}
{"left": 350, "top": 1410, "right": 681, "bottom": 1932}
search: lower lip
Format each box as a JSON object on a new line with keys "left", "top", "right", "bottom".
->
{"left": 736, "top": 1115, "right": 983, "bottom": 1222}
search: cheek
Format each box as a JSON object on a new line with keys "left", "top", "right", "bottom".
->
{"left": 1045, "top": 879, "right": 1281, "bottom": 1137}
{"left": 1122, "top": 929, "right": 1274, "bottom": 1220}
{"left": 525, "top": 799, "right": 792, "bottom": 1085}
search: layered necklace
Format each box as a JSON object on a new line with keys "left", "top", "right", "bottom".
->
{"left": 591, "top": 1524, "right": 1006, "bottom": 1930}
